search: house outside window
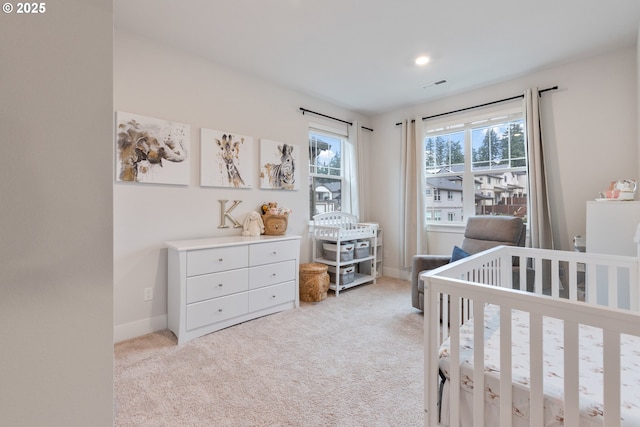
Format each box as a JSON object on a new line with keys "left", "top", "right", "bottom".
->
{"left": 424, "top": 104, "right": 528, "bottom": 224}
{"left": 309, "top": 130, "right": 344, "bottom": 218}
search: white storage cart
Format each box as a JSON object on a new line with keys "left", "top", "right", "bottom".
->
{"left": 312, "top": 212, "right": 378, "bottom": 296}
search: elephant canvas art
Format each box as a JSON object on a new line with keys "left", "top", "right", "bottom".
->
{"left": 115, "top": 112, "right": 190, "bottom": 185}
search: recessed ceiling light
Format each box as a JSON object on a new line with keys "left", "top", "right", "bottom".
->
{"left": 415, "top": 56, "right": 430, "bottom": 65}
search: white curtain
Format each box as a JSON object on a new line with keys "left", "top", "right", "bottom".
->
{"left": 344, "top": 121, "right": 364, "bottom": 220}
{"left": 400, "top": 118, "right": 428, "bottom": 268}
{"left": 524, "top": 88, "right": 554, "bottom": 249}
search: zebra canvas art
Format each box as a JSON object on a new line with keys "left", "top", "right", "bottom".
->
{"left": 260, "top": 139, "right": 299, "bottom": 190}
{"left": 200, "top": 128, "right": 254, "bottom": 188}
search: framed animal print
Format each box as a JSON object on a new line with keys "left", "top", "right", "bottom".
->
{"left": 200, "top": 128, "right": 254, "bottom": 188}
{"left": 115, "top": 111, "right": 190, "bottom": 185}
{"left": 259, "top": 139, "right": 299, "bottom": 190}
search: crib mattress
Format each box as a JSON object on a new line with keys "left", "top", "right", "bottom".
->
{"left": 438, "top": 304, "right": 640, "bottom": 427}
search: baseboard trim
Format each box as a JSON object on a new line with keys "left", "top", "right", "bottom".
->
{"left": 382, "top": 267, "right": 410, "bottom": 281}
{"left": 114, "top": 315, "right": 167, "bottom": 344}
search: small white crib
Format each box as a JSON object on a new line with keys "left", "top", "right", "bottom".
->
{"left": 423, "top": 245, "right": 640, "bottom": 427}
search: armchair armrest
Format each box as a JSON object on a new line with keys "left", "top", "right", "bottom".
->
{"left": 411, "top": 255, "right": 451, "bottom": 311}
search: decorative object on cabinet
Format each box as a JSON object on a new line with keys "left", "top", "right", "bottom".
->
{"left": 200, "top": 128, "right": 254, "bottom": 188}
{"left": 263, "top": 214, "right": 288, "bottom": 235}
{"left": 259, "top": 139, "right": 299, "bottom": 190}
{"left": 218, "top": 199, "right": 243, "bottom": 229}
{"left": 299, "top": 263, "right": 330, "bottom": 302}
{"left": 597, "top": 179, "right": 636, "bottom": 201}
{"left": 261, "top": 201, "right": 291, "bottom": 235}
{"left": 311, "top": 212, "right": 378, "bottom": 296}
{"left": 241, "top": 211, "right": 264, "bottom": 236}
{"left": 167, "top": 235, "right": 301, "bottom": 345}
{"left": 115, "top": 111, "right": 189, "bottom": 185}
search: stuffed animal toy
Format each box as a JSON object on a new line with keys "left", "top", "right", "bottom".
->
{"left": 242, "top": 211, "right": 264, "bottom": 237}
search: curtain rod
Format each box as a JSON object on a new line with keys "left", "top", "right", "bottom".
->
{"left": 300, "top": 107, "right": 373, "bottom": 132}
{"left": 394, "top": 86, "right": 558, "bottom": 126}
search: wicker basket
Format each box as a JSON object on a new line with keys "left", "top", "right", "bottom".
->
{"left": 263, "top": 213, "right": 288, "bottom": 235}
{"left": 299, "top": 263, "right": 330, "bottom": 302}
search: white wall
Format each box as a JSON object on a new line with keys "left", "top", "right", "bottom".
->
{"left": 371, "top": 48, "right": 638, "bottom": 278}
{"left": 113, "top": 30, "right": 370, "bottom": 342}
{"left": 0, "top": 1, "right": 114, "bottom": 425}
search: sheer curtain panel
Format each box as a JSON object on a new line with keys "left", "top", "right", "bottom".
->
{"left": 524, "top": 88, "right": 554, "bottom": 249}
{"left": 400, "top": 118, "right": 427, "bottom": 268}
{"left": 345, "top": 121, "right": 363, "bottom": 220}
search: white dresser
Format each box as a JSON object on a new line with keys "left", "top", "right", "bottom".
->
{"left": 167, "top": 235, "right": 301, "bottom": 344}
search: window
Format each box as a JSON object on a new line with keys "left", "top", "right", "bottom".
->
{"left": 309, "top": 131, "right": 344, "bottom": 218}
{"left": 424, "top": 105, "right": 527, "bottom": 224}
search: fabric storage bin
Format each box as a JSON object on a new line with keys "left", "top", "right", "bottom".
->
{"left": 327, "top": 265, "right": 355, "bottom": 284}
{"left": 354, "top": 240, "right": 370, "bottom": 259}
{"left": 323, "top": 242, "right": 354, "bottom": 262}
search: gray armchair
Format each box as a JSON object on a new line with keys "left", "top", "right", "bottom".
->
{"left": 411, "top": 215, "right": 526, "bottom": 311}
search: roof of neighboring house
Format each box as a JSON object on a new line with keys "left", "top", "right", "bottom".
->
{"left": 426, "top": 177, "right": 462, "bottom": 192}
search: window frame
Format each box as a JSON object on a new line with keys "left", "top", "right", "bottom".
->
{"left": 423, "top": 102, "right": 527, "bottom": 226}
{"left": 308, "top": 128, "right": 346, "bottom": 219}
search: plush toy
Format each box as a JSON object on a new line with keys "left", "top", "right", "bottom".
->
{"left": 242, "top": 211, "right": 264, "bottom": 236}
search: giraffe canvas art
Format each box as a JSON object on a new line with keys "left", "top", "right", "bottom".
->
{"left": 200, "top": 128, "right": 254, "bottom": 188}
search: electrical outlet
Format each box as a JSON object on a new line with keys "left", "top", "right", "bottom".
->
{"left": 144, "top": 287, "right": 153, "bottom": 301}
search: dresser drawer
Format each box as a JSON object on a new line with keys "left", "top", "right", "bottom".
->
{"left": 248, "top": 260, "right": 295, "bottom": 290}
{"left": 186, "top": 292, "right": 248, "bottom": 331}
{"left": 249, "top": 240, "right": 298, "bottom": 266}
{"left": 187, "top": 245, "right": 248, "bottom": 276}
{"left": 186, "top": 268, "right": 248, "bottom": 304}
{"left": 249, "top": 281, "right": 295, "bottom": 312}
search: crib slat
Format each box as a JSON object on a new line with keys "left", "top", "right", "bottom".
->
{"left": 586, "top": 263, "right": 597, "bottom": 304}
{"left": 529, "top": 313, "right": 544, "bottom": 427}
{"left": 534, "top": 257, "right": 543, "bottom": 294}
{"left": 442, "top": 293, "right": 449, "bottom": 341}
{"left": 569, "top": 261, "right": 578, "bottom": 301}
{"left": 603, "top": 331, "right": 621, "bottom": 427}
{"left": 518, "top": 255, "right": 527, "bottom": 291}
{"left": 473, "top": 302, "right": 485, "bottom": 425}
{"left": 499, "top": 307, "right": 513, "bottom": 427}
{"left": 608, "top": 267, "right": 618, "bottom": 309}
{"left": 564, "top": 321, "right": 580, "bottom": 427}
{"left": 631, "top": 266, "right": 639, "bottom": 311}
{"left": 426, "top": 289, "right": 439, "bottom": 427}
{"left": 450, "top": 297, "right": 461, "bottom": 427}
{"left": 551, "top": 258, "right": 560, "bottom": 297}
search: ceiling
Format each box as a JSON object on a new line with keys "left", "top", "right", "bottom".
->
{"left": 114, "top": 0, "right": 640, "bottom": 116}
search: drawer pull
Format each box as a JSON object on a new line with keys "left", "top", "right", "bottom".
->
{"left": 218, "top": 283, "right": 223, "bottom": 287}
{"left": 271, "top": 295, "right": 276, "bottom": 299}
{"left": 271, "top": 273, "right": 277, "bottom": 277}
{"left": 218, "top": 258, "right": 224, "bottom": 262}
{"left": 218, "top": 308, "right": 223, "bottom": 312}
{"left": 271, "top": 251, "right": 277, "bottom": 255}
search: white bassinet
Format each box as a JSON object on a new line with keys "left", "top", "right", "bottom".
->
{"left": 423, "top": 242, "right": 640, "bottom": 427}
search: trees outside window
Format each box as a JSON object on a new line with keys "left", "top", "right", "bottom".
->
{"left": 425, "top": 110, "right": 527, "bottom": 224}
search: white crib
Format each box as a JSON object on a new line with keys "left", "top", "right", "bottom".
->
{"left": 423, "top": 244, "right": 640, "bottom": 427}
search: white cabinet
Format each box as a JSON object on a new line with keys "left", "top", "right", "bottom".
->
{"left": 167, "top": 235, "right": 300, "bottom": 344}
{"left": 586, "top": 201, "right": 640, "bottom": 256}
{"left": 311, "top": 213, "right": 378, "bottom": 296}
{"left": 586, "top": 201, "right": 640, "bottom": 308}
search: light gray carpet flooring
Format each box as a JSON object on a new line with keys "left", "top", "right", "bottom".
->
{"left": 114, "top": 277, "right": 424, "bottom": 426}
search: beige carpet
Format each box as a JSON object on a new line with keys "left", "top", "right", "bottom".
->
{"left": 114, "top": 277, "right": 424, "bottom": 426}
